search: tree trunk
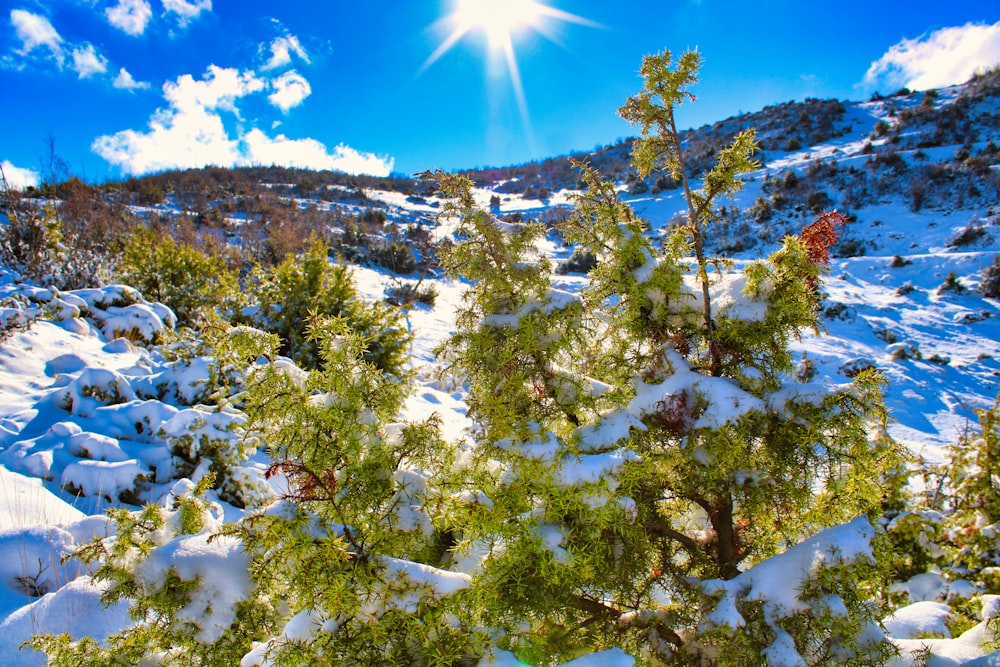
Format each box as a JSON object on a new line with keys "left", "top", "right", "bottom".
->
{"left": 709, "top": 494, "right": 741, "bottom": 580}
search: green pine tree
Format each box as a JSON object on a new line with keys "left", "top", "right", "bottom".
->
{"left": 246, "top": 236, "right": 409, "bottom": 374}
{"left": 435, "top": 48, "right": 903, "bottom": 666}
{"left": 232, "top": 316, "right": 483, "bottom": 666}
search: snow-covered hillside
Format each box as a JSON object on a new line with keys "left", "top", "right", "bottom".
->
{"left": 0, "top": 69, "right": 998, "bottom": 665}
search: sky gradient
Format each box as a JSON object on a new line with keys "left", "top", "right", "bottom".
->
{"left": 2, "top": 0, "right": 1000, "bottom": 187}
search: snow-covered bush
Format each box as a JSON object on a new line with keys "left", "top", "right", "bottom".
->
{"left": 30, "top": 478, "right": 278, "bottom": 666}
{"left": 245, "top": 237, "right": 410, "bottom": 374}
{"left": 874, "top": 395, "right": 1000, "bottom": 663}
{"left": 116, "top": 228, "right": 242, "bottom": 328}
{"left": 161, "top": 405, "right": 262, "bottom": 506}
{"left": 0, "top": 317, "right": 273, "bottom": 507}
{"left": 0, "top": 199, "right": 66, "bottom": 286}
{"left": 32, "top": 315, "right": 474, "bottom": 665}
{"left": 232, "top": 316, "right": 480, "bottom": 665}
{"left": 693, "top": 518, "right": 892, "bottom": 666}
{"left": 980, "top": 256, "right": 1000, "bottom": 298}
{"left": 0, "top": 282, "right": 177, "bottom": 345}
{"left": 937, "top": 395, "right": 1000, "bottom": 589}
{"left": 0, "top": 297, "right": 36, "bottom": 342}
{"left": 138, "top": 326, "right": 278, "bottom": 507}
{"left": 0, "top": 181, "right": 142, "bottom": 290}
{"left": 431, "top": 48, "right": 903, "bottom": 665}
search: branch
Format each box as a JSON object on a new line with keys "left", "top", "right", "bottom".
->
{"left": 646, "top": 518, "right": 702, "bottom": 556}
{"left": 667, "top": 115, "right": 719, "bottom": 375}
{"left": 571, "top": 595, "right": 685, "bottom": 648}
{"left": 573, "top": 594, "right": 622, "bottom": 619}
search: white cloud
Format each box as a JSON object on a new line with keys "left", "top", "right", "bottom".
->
{"left": 93, "top": 105, "right": 239, "bottom": 173}
{"left": 262, "top": 34, "right": 310, "bottom": 70}
{"left": 10, "top": 9, "right": 64, "bottom": 64}
{"left": 92, "top": 65, "right": 394, "bottom": 177}
{"left": 164, "top": 64, "right": 264, "bottom": 114}
{"left": 862, "top": 21, "right": 1000, "bottom": 92}
{"left": 106, "top": 0, "right": 153, "bottom": 36}
{"left": 11, "top": 10, "right": 111, "bottom": 80}
{"left": 93, "top": 66, "right": 254, "bottom": 173}
{"left": 71, "top": 43, "right": 108, "bottom": 78}
{"left": 268, "top": 70, "right": 311, "bottom": 112}
{"left": 242, "top": 129, "right": 394, "bottom": 176}
{"left": 113, "top": 67, "right": 150, "bottom": 90}
{"left": 161, "top": 0, "right": 211, "bottom": 25}
{"left": 0, "top": 160, "right": 40, "bottom": 190}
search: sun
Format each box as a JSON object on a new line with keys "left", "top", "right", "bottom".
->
{"left": 424, "top": 0, "right": 598, "bottom": 68}
{"left": 453, "top": 0, "right": 544, "bottom": 49}
{"left": 421, "top": 0, "right": 599, "bottom": 146}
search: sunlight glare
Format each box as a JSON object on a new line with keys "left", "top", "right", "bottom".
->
{"left": 421, "top": 0, "right": 599, "bottom": 72}
{"left": 419, "top": 0, "right": 601, "bottom": 158}
{"left": 454, "top": 0, "right": 542, "bottom": 47}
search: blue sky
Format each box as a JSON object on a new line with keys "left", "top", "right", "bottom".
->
{"left": 2, "top": 0, "right": 999, "bottom": 187}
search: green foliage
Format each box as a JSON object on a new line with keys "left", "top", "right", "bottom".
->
{"left": 247, "top": 236, "right": 409, "bottom": 373}
{"left": 30, "top": 478, "right": 278, "bottom": 666}
{"left": 117, "top": 228, "right": 242, "bottom": 328}
{"left": 435, "top": 49, "right": 902, "bottom": 665}
{"left": 940, "top": 395, "right": 1000, "bottom": 586}
{"left": 0, "top": 199, "right": 66, "bottom": 285}
{"left": 30, "top": 319, "right": 466, "bottom": 666}
{"left": 618, "top": 49, "right": 702, "bottom": 181}
{"left": 232, "top": 316, "right": 482, "bottom": 665}
{"left": 618, "top": 48, "right": 759, "bottom": 376}
{"left": 433, "top": 171, "right": 648, "bottom": 664}
{"left": 435, "top": 170, "right": 595, "bottom": 438}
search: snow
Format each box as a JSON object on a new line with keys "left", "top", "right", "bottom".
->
{"left": 761, "top": 629, "right": 808, "bottom": 667}
{"left": 711, "top": 271, "right": 770, "bottom": 322}
{"left": 0, "top": 524, "right": 80, "bottom": 599}
{"left": 890, "top": 571, "right": 981, "bottom": 605}
{"left": 573, "top": 409, "right": 645, "bottom": 452}
{"left": 60, "top": 458, "right": 146, "bottom": 500}
{"left": 555, "top": 448, "right": 638, "bottom": 489}
{"left": 481, "top": 287, "right": 581, "bottom": 328}
{"left": 0, "top": 576, "right": 130, "bottom": 667}
{"left": 135, "top": 532, "right": 253, "bottom": 644}
{"left": 630, "top": 348, "right": 765, "bottom": 430}
{"left": 891, "top": 620, "right": 1000, "bottom": 667}
{"left": 703, "top": 517, "right": 876, "bottom": 627}
{"left": 382, "top": 555, "right": 472, "bottom": 599}
{"left": 882, "top": 601, "right": 953, "bottom": 639}
{"left": 0, "top": 465, "right": 84, "bottom": 530}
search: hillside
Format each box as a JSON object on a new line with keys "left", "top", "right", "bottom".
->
{"left": 37, "top": 66, "right": 995, "bottom": 265}
{"left": 0, "top": 66, "right": 999, "bottom": 665}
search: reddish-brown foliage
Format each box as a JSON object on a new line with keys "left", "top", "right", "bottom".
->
{"left": 266, "top": 461, "right": 338, "bottom": 503}
{"left": 799, "top": 210, "right": 845, "bottom": 267}
{"left": 650, "top": 390, "right": 694, "bottom": 436}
